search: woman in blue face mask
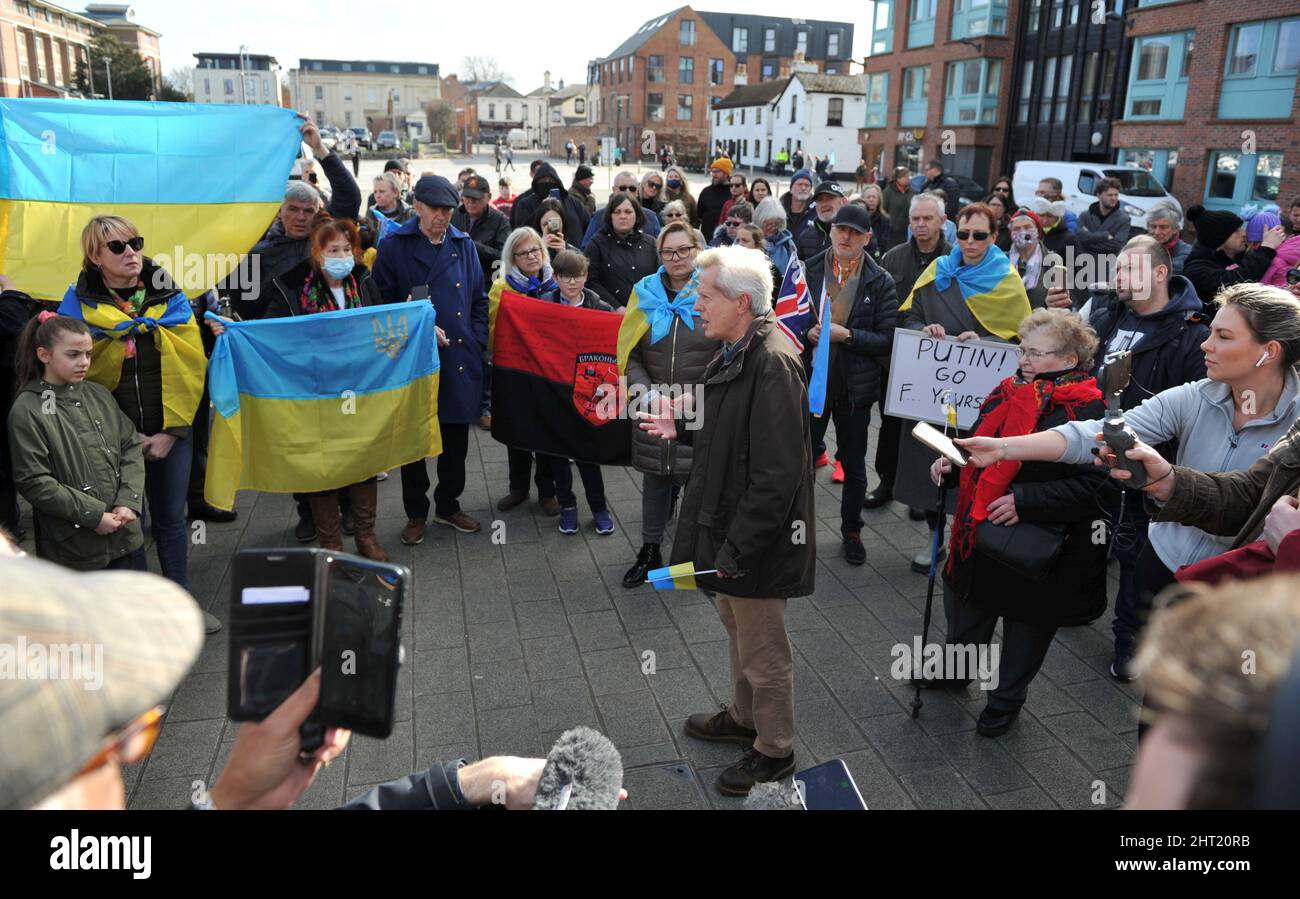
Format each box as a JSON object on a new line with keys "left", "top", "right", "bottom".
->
{"left": 209, "top": 218, "right": 387, "bottom": 560}
{"left": 1007, "top": 208, "right": 1050, "bottom": 310}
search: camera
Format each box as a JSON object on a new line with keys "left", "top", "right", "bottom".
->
{"left": 1098, "top": 350, "right": 1147, "bottom": 488}
{"left": 1286, "top": 266, "right": 1300, "bottom": 286}
{"left": 227, "top": 548, "right": 407, "bottom": 750}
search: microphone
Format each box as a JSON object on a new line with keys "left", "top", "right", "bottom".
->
{"left": 744, "top": 780, "right": 802, "bottom": 810}
{"left": 531, "top": 727, "right": 623, "bottom": 810}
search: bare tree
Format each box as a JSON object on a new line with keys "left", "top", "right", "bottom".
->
{"left": 166, "top": 66, "right": 193, "bottom": 98}
{"left": 424, "top": 99, "right": 456, "bottom": 143}
{"left": 460, "top": 55, "right": 513, "bottom": 86}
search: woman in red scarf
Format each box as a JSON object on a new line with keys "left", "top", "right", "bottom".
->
{"left": 926, "top": 309, "right": 1118, "bottom": 737}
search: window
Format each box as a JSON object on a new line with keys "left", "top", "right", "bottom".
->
{"left": 740, "top": 109, "right": 745, "bottom": 125}
{"left": 575, "top": 98, "right": 585, "bottom": 114}
{"left": 1055, "top": 54, "right": 1072, "bottom": 122}
{"left": 872, "top": 1, "right": 894, "bottom": 54}
{"left": 313, "top": 84, "right": 323, "bottom": 101}
{"left": 648, "top": 55, "right": 664, "bottom": 82}
{"left": 263, "top": 79, "right": 270, "bottom": 98}
{"left": 1039, "top": 57, "right": 1056, "bottom": 121}
{"left": 418, "top": 66, "right": 428, "bottom": 75}
{"left": 1028, "top": 0, "right": 1041, "bottom": 31}
{"left": 505, "top": 103, "right": 511, "bottom": 119}
{"left": 908, "top": 0, "right": 937, "bottom": 47}
{"left": 945, "top": 58, "right": 1000, "bottom": 124}
{"left": 680, "top": 18, "right": 695, "bottom": 46}
{"left": 366, "top": 64, "right": 375, "bottom": 72}
{"left": 1069, "top": 0, "right": 1079, "bottom": 26}
{"left": 756, "top": 106, "right": 762, "bottom": 124}
{"left": 1219, "top": 19, "right": 1299, "bottom": 118}
{"left": 864, "top": 74, "right": 888, "bottom": 127}
{"left": 765, "top": 27, "right": 776, "bottom": 52}
{"left": 911, "top": 0, "right": 937, "bottom": 20}
{"left": 679, "top": 57, "right": 694, "bottom": 83}
{"left": 204, "top": 77, "right": 210, "bottom": 95}
{"left": 828, "top": 31, "right": 840, "bottom": 56}
{"left": 1097, "top": 49, "right": 1117, "bottom": 119}
{"left": 522, "top": 105, "right": 528, "bottom": 122}
{"left": 1050, "top": 0, "right": 1063, "bottom": 29}
{"left": 828, "top": 96, "right": 845, "bottom": 126}
{"left": 226, "top": 79, "right": 236, "bottom": 96}
{"left": 762, "top": 61, "right": 776, "bottom": 79}
{"left": 790, "top": 93, "right": 798, "bottom": 123}
{"left": 342, "top": 63, "right": 351, "bottom": 71}
{"left": 677, "top": 94, "right": 693, "bottom": 121}
{"left": 1227, "top": 23, "right": 1263, "bottom": 76}
{"left": 796, "top": 30, "right": 807, "bottom": 56}
{"left": 368, "top": 87, "right": 378, "bottom": 103}
{"left": 1018, "top": 60, "right": 1034, "bottom": 123}
{"left": 1206, "top": 151, "right": 1284, "bottom": 206}
{"left": 344, "top": 85, "right": 352, "bottom": 102}
{"left": 710, "top": 58, "right": 724, "bottom": 86}
{"left": 488, "top": 102, "right": 495, "bottom": 119}
{"left": 391, "top": 65, "right": 400, "bottom": 73}
{"left": 733, "top": 27, "right": 747, "bottom": 53}
{"left": 1126, "top": 32, "right": 1192, "bottom": 120}
{"left": 1077, "top": 52, "right": 1098, "bottom": 121}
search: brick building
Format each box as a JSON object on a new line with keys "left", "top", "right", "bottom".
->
{"left": 591, "top": 6, "right": 855, "bottom": 170}
{"left": 1109, "top": 0, "right": 1299, "bottom": 214}
{"left": 861, "top": 0, "right": 1015, "bottom": 193}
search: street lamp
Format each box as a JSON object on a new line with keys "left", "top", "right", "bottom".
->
{"left": 104, "top": 55, "right": 113, "bottom": 101}
{"left": 238, "top": 44, "right": 248, "bottom": 104}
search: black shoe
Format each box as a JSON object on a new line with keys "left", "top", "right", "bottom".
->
{"left": 716, "top": 747, "right": 796, "bottom": 796}
{"left": 294, "top": 514, "right": 317, "bottom": 543}
{"left": 622, "top": 542, "right": 663, "bottom": 589}
{"left": 977, "top": 705, "right": 1020, "bottom": 738}
{"left": 341, "top": 509, "right": 355, "bottom": 537}
{"left": 1110, "top": 647, "right": 1138, "bottom": 682}
{"left": 188, "top": 501, "right": 238, "bottom": 523}
{"left": 906, "top": 675, "right": 971, "bottom": 690}
{"left": 863, "top": 483, "right": 893, "bottom": 509}
{"left": 842, "top": 531, "right": 866, "bottom": 566}
{"left": 908, "top": 507, "right": 927, "bottom": 521}
{"left": 684, "top": 705, "right": 758, "bottom": 745}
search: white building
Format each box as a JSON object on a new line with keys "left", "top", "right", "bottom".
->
{"left": 770, "top": 72, "right": 865, "bottom": 175}
{"left": 192, "top": 51, "right": 281, "bottom": 105}
{"left": 710, "top": 80, "right": 784, "bottom": 170}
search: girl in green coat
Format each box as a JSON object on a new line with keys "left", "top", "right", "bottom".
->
{"left": 7, "top": 314, "right": 146, "bottom": 571}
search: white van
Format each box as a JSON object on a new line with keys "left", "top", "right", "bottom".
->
{"left": 1012, "top": 161, "right": 1181, "bottom": 234}
{"left": 507, "top": 128, "right": 528, "bottom": 149}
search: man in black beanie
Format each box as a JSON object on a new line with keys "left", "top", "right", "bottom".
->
{"left": 1183, "top": 204, "right": 1286, "bottom": 312}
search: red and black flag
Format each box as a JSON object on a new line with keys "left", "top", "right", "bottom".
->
{"left": 490, "top": 290, "right": 632, "bottom": 465}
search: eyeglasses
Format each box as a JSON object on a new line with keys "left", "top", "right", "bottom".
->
{"left": 730, "top": 182, "right": 745, "bottom": 189}
{"left": 663, "top": 211, "right": 684, "bottom": 219}
{"left": 956, "top": 230, "right": 991, "bottom": 241}
{"left": 725, "top": 220, "right": 742, "bottom": 228}
{"left": 994, "top": 186, "right": 1011, "bottom": 194}
{"left": 659, "top": 247, "right": 696, "bottom": 261}
{"left": 558, "top": 274, "right": 586, "bottom": 283}
{"left": 78, "top": 704, "right": 166, "bottom": 776}
{"left": 106, "top": 236, "right": 145, "bottom": 255}
{"left": 615, "top": 185, "right": 638, "bottom": 193}
{"left": 646, "top": 182, "right": 662, "bottom": 190}
{"left": 1015, "top": 346, "right": 1064, "bottom": 360}
{"left": 515, "top": 247, "right": 543, "bottom": 259}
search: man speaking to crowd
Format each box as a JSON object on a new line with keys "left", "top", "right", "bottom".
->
{"left": 639, "top": 245, "right": 815, "bottom": 796}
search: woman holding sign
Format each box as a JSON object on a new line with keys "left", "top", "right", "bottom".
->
{"left": 893, "top": 203, "right": 1033, "bottom": 572}
{"left": 926, "top": 309, "right": 1117, "bottom": 737}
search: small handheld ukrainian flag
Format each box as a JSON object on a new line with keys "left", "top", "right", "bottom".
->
{"left": 646, "top": 563, "right": 718, "bottom": 591}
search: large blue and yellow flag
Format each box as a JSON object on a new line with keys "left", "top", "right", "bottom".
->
{"left": 0, "top": 99, "right": 301, "bottom": 300}
{"left": 899, "top": 244, "right": 1031, "bottom": 341}
{"left": 203, "top": 302, "right": 441, "bottom": 511}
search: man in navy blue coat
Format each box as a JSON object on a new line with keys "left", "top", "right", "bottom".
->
{"left": 373, "top": 175, "right": 489, "bottom": 544}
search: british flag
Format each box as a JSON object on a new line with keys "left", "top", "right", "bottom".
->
{"left": 773, "top": 251, "right": 813, "bottom": 351}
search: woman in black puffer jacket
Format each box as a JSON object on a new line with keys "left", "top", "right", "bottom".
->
{"left": 584, "top": 193, "right": 658, "bottom": 308}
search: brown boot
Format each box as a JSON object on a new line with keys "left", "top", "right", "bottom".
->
{"left": 307, "top": 493, "right": 345, "bottom": 551}
{"left": 350, "top": 480, "right": 390, "bottom": 562}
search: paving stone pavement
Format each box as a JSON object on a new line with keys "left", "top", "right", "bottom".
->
{"left": 92, "top": 416, "right": 1138, "bottom": 810}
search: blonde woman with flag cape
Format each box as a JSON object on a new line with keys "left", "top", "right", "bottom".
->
{"left": 617, "top": 222, "right": 721, "bottom": 589}
{"left": 58, "top": 214, "right": 207, "bottom": 600}
{"left": 892, "top": 203, "right": 1033, "bottom": 572}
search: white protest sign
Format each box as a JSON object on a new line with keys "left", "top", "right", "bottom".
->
{"left": 883, "top": 328, "right": 1020, "bottom": 429}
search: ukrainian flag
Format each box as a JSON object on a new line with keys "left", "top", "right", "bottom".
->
{"left": 899, "top": 244, "right": 1031, "bottom": 341}
{"left": 203, "top": 302, "right": 442, "bottom": 511}
{"left": 0, "top": 99, "right": 302, "bottom": 300}
{"left": 646, "top": 563, "right": 713, "bottom": 591}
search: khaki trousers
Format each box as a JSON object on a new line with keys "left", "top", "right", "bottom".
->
{"left": 715, "top": 593, "right": 795, "bottom": 757}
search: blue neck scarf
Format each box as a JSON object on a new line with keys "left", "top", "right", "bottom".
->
{"left": 634, "top": 267, "right": 700, "bottom": 343}
{"left": 507, "top": 264, "right": 558, "bottom": 298}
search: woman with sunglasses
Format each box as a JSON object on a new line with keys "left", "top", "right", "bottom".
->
{"left": 639, "top": 173, "right": 666, "bottom": 217}
{"left": 621, "top": 221, "right": 720, "bottom": 588}
{"left": 584, "top": 193, "right": 658, "bottom": 309}
{"left": 892, "top": 203, "right": 1034, "bottom": 568}
{"left": 58, "top": 215, "right": 206, "bottom": 599}
{"left": 660, "top": 200, "right": 708, "bottom": 249}
{"left": 991, "top": 175, "right": 1017, "bottom": 213}
{"left": 662, "top": 166, "right": 699, "bottom": 229}
{"left": 924, "top": 309, "right": 1118, "bottom": 737}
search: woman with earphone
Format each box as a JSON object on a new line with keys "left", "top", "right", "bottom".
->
{"left": 956, "top": 282, "right": 1300, "bottom": 666}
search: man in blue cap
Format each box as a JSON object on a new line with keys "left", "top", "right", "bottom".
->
{"left": 373, "top": 175, "right": 489, "bottom": 544}
{"left": 780, "top": 170, "right": 816, "bottom": 240}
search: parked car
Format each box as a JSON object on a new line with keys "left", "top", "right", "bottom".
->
{"left": 909, "top": 173, "right": 985, "bottom": 207}
{"left": 349, "top": 126, "right": 372, "bottom": 150}
{"left": 318, "top": 127, "right": 340, "bottom": 151}
{"left": 376, "top": 130, "right": 399, "bottom": 151}
{"left": 1012, "top": 160, "right": 1181, "bottom": 233}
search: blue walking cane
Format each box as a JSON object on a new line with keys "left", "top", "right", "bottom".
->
{"left": 911, "top": 394, "right": 959, "bottom": 719}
